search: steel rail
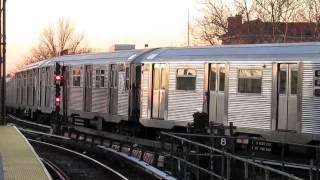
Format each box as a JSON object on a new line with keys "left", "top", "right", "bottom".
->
{"left": 19, "top": 128, "right": 70, "bottom": 140}
{"left": 28, "top": 138, "right": 129, "bottom": 180}
{"left": 41, "top": 158, "right": 70, "bottom": 180}
{"left": 8, "top": 114, "right": 51, "bottom": 129}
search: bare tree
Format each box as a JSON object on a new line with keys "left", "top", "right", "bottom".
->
{"left": 304, "top": 0, "right": 320, "bottom": 39}
{"left": 254, "top": 0, "right": 303, "bottom": 41}
{"left": 234, "top": 0, "right": 257, "bottom": 34}
{"left": 254, "top": 0, "right": 287, "bottom": 40}
{"left": 192, "top": 0, "right": 232, "bottom": 45}
{"left": 235, "top": 0, "right": 256, "bottom": 22}
{"left": 280, "top": 0, "right": 303, "bottom": 41}
{"left": 24, "top": 17, "right": 91, "bottom": 65}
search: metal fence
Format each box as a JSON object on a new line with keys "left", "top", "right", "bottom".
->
{"left": 160, "top": 131, "right": 304, "bottom": 180}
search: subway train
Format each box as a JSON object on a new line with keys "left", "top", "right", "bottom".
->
{"left": 6, "top": 42, "right": 320, "bottom": 144}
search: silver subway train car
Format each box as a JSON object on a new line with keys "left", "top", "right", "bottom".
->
{"left": 7, "top": 42, "right": 320, "bottom": 143}
{"left": 8, "top": 50, "right": 148, "bottom": 124}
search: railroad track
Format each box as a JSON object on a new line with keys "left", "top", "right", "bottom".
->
{"left": 10, "top": 114, "right": 314, "bottom": 179}
{"left": 29, "top": 138, "right": 128, "bottom": 180}
{"left": 8, "top": 114, "right": 168, "bottom": 180}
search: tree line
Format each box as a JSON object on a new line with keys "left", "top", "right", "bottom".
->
{"left": 192, "top": 0, "right": 320, "bottom": 45}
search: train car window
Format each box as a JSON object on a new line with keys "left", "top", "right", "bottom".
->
{"left": 291, "top": 69, "right": 298, "bottom": 94}
{"left": 315, "top": 89, "right": 320, "bottom": 97}
{"left": 238, "top": 69, "right": 262, "bottom": 93}
{"left": 95, "top": 69, "right": 105, "bottom": 88}
{"left": 219, "top": 67, "right": 225, "bottom": 92}
{"left": 73, "top": 68, "right": 81, "bottom": 86}
{"left": 176, "top": 68, "right": 196, "bottom": 90}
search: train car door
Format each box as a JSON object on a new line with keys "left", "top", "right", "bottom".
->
{"left": 84, "top": 65, "right": 92, "bottom": 112}
{"left": 151, "top": 64, "right": 167, "bottom": 120}
{"left": 129, "top": 64, "right": 141, "bottom": 119}
{"left": 109, "top": 64, "right": 118, "bottom": 114}
{"left": 277, "top": 64, "right": 298, "bottom": 131}
{"left": 208, "top": 64, "right": 225, "bottom": 124}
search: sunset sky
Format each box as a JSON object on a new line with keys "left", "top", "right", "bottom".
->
{"left": 6, "top": 0, "right": 202, "bottom": 72}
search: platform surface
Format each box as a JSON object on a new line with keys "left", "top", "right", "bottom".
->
{"left": 0, "top": 126, "right": 51, "bottom": 180}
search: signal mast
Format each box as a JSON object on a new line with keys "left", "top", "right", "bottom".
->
{"left": 54, "top": 62, "right": 63, "bottom": 134}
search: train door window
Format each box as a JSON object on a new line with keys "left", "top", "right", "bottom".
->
{"left": 125, "top": 66, "right": 130, "bottom": 91}
{"left": 279, "top": 67, "right": 287, "bottom": 94}
{"left": 154, "top": 68, "right": 160, "bottom": 90}
{"left": 110, "top": 65, "right": 118, "bottom": 88}
{"left": 238, "top": 69, "right": 262, "bottom": 93}
{"left": 219, "top": 66, "right": 225, "bottom": 91}
{"left": 73, "top": 68, "right": 81, "bottom": 86}
{"left": 290, "top": 67, "right": 298, "bottom": 95}
{"left": 210, "top": 66, "right": 216, "bottom": 91}
{"left": 161, "top": 67, "right": 167, "bottom": 90}
{"left": 110, "top": 70, "right": 114, "bottom": 87}
{"left": 176, "top": 68, "right": 196, "bottom": 90}
{"left": 96, "top": 69, "right": 105, "bottom": 88}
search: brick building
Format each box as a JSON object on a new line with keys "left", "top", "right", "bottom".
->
{"left": 220, "top": 15, "right": 319, "bottom": 45}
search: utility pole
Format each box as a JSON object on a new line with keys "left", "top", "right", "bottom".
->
{"left": 0, "top": 0, "right": 6, "bottom": 125}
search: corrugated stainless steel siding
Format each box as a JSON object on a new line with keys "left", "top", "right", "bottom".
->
{"left": 168, "top": 63, "right": 204, "bottom": 122}
{"left": 91, "top": 89, "right": 108, "bottom": 112}
{"left": 118, "top": 70, "right": 129, "bottom": 116}
{"left": 141, "top": 65, "right": 149, "bottom": 119}
{"left": 228, "top": 62, "right": 272, "bottom": 130}
{"left": 301, "top": 63, "right": 320, "bottom": 134}
{"left": 70, "top": 87, "right": 83, "bottom": 110}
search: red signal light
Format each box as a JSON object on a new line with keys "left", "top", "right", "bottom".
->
{"left": 55, "top": 96, "right": 61, "bottom": 103}
{"left": 55, "top": 75, "right": 62, "bottom": 81}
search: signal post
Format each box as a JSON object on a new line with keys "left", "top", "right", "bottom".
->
{"left": 54, "top": 62, "right": 63, "bottom": 134}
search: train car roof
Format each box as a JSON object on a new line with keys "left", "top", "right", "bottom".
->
{"left": 18, "top": 49, "right": 145, "bottom": 72}
{"left": 137, "top": 42, "right": 320, "bottom": 63}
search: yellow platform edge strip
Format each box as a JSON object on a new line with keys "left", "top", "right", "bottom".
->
{"left": 0, "top": 126, "right": 52, "bottom": 180}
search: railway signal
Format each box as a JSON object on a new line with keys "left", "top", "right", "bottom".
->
{"left": 55, "top": 62, "right": 63, "bottom": 107}
{"left": 54, "top": 62, "right": 64, "bottom": 134}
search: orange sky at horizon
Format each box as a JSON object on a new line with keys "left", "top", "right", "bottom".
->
{"left": 6, "top": 0, "right": 202, "bottom": 73}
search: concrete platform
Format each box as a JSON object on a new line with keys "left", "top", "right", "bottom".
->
{"left": 0, "top": 126, "right": 51, "bottom": 180}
